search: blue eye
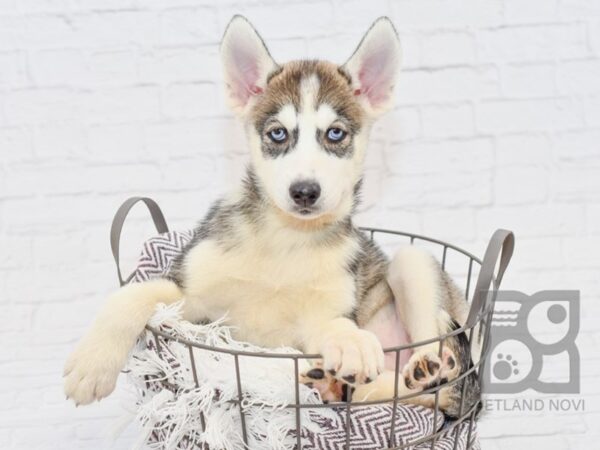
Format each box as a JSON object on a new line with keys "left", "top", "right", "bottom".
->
{"left": 326, "top": 127, "right": 346, "bottom": 142}
{"left": 268, "top": 128, "right": 288, "bottom": 142}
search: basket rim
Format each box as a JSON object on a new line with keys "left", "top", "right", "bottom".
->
{"left": 144, "top": 308, "right": 487, "bottom": 357}
{"left": 358, "top": 227, "right": 483, "bottom": 265}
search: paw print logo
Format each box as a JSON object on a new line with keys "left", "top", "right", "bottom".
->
{"left": 487, "top": 339, "right": 531, "bottom": 386}
{"left": 493, "top": 353, "right": 519, "bottom": 380}
{"left": 484, "top": 290, "right": 580, "bottom": 394}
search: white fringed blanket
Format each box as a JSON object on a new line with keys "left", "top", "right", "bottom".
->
{"left": 126, "top": 302, "right": 335, "bottom": 449}
{"left": 124, "top": 230, "right": 479, "bottom": 450}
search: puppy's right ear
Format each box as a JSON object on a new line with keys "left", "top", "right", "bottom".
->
{"left": 221, "top": 15, "right": 278, "bottom": 115}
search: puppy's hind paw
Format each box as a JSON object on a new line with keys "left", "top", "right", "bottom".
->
{"left": 402, "top": 347, "right": 459, "bottom": 391}
{"left": 402, "top": 350, "right": 442, "bottom": 391}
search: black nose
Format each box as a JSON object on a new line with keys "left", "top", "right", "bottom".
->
{"left": 289, "top": 181, "right": 321, "bottom": 207}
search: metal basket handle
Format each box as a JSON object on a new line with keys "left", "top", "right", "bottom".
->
{"left": 110, "top": 197, "right": 169, "bottom": 286}
{"left": 465, "top": 229, "right": 515, "bottom": 328}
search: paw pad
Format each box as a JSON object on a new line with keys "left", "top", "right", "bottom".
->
{"left": 426, "top": 360, "right": 440, "bottom": 375}
{"left": 493, "top": 353, "right": 519, "bottom": 380}
{"left": 403, "top": 347, "right": 460, "bottom": 391}
{"left": 306, "top": 368, "right": 325, "bottom": 379}
{"left": 447, "top": 355, "right": 455, "bottom": 370}
{"left": 342, "top": 374, "right": 356, "bottom": 384}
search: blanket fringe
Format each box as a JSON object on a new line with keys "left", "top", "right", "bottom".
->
{"left": 125, "top": 302, "right": 336, "bottom": 450}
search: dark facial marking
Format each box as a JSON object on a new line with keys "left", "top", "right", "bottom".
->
{"left": 315, "top": 126, "right": 354, "bottom": 158}
{"left": 261, "top": 124, "right": 298, "bottom": 158}
{"left": 316, "top": 62, "right": 363, "bottom": 132}
{"left": 252, "top": 63, "right": 303, "bottom": 134}
{"left": 251, "top": 60, "right": 364, "bottom": 159}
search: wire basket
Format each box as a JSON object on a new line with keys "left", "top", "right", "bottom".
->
{"left": 111, "top": 197, "right": 515, "bottom": 450}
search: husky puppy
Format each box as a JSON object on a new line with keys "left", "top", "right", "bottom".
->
{"left": 64, "top": 16, "right": 479, "bottom": 417}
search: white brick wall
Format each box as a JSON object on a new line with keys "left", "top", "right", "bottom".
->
{"left": 0, "top": 1, "right": 598, "bottom": 448}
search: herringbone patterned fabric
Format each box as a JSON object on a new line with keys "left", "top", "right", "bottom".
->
{"left": 132, "top": 230, "right": 194, "bottom": 282}
{"left": 302, "top": 404, "right": 440, "bottom": 449}
{"left": 132, "top": 231, "right": 479, "bottom": 450}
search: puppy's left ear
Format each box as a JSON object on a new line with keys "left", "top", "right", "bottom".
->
{"left": 342, "top": 17, "right": 401, "bottom": 117}
{"left": 221, "top": 15, "right": 278, "bottom": 115}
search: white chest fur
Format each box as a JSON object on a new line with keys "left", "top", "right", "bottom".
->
{"left": 181, "top": 218, "right": 359, "bottom": 349}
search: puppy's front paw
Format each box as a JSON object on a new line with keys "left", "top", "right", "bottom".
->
{"left": 321, "top": 328, "right": 384, "bottom": 386}
{"left": 63, "top": 336, "right": 125, "bottom": 405}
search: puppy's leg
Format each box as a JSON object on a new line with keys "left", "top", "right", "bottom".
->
{"left": 352, "top": 370, "right": 433, "bottom": 407}
{"left": 303, "top": 367, "right": 456, "bottom": 412}
{"left": 353, "top": 370, "right": 450, "bottom": 410}
{"left": 300, "top": 368, "right": 442, "bottom": 408}
{"left": 64, "top": 279, "right": 183, "bottom": 405}
{"left": 387, "top": 247, "right": 456, "bottom": 390}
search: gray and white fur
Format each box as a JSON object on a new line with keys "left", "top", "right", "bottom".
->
{"left": 64, "top": 15, "right": 480, "bottom": 418}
